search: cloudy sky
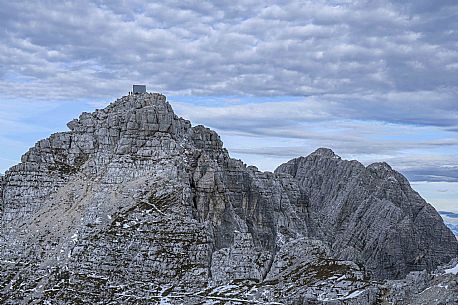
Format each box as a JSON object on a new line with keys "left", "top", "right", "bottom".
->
{"left": 1, "top": 0, "right": 457, "bottom": 211}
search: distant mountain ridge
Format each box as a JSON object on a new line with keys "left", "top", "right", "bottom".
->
{"left": 439, "top": 211, "right": 458, "bottom": 236}
{"left": 275, "top": 149, "right": 458, "bottom": 279}
{"left": 0, "top": 93, "right": 457, "bottom": 304}
{"left": 439, "top": 211, "right": 458, "bottom": 218}
{"left": 445, "top": 223, "right": 458, "bottom": 236}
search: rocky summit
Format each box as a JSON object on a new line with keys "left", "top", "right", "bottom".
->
{"left": 0, "top": 92, "right": 457, "bottom": 304}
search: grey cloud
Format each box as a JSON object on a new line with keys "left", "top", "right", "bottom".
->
{"left": 402, "top": 169, "right": 458, "bottom": 183}
{"left": 172, "top": 88, "right": 458, "bottom": 130}
{"left": 439, "top": 211, "right": 458, "bottom": 218}
{"left": 226, "top": 136, "right": 458, "bottom": 158}
{"left": 372, "top": 155, "right": 458, "bottom": 182}
{"left": 1, "top": 0, "right": 457, "bottom": 104}
{"left": 231, "top": 147, "right": 314, "bottom": 159}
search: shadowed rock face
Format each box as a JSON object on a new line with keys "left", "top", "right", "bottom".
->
{"left": 0, "top": 176, "right": 4, "bottom": 215}
{"left": 0, "top": 93, "right": 456, "bottom": 304}
{"left": 275, "top": 149, "right": 458, "bottom": 279}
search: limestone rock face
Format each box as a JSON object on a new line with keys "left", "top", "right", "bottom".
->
{"left": 383, "top": 259, "right": 458, "bottom": 304}
{"left": 0, "top": 93, "right": 456, "bottom": 304}
{"left": 275, "top": 148, "right": 458, "bottom": 279}
{"left": 0, "top": 175, "right": 4, "bottom": 215}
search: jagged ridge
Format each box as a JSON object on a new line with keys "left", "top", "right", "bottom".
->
{"left": 275, "top": 150, "right": 457, "bottom": 279}
{"left": 0, "top": 93, "right": 456, "bottom": 304}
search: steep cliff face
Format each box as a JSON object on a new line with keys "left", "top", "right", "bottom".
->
{"left": 0, "top": 93, "right": 315, "bottom": 304}
{"left": 0, "top": 175, "right": 4, "bottom": 216}
{"left": 275, "top": 148, "right": 458, "bottom": 279}
{"left": 0, "top": 93, "right": 456, "bottom": 304}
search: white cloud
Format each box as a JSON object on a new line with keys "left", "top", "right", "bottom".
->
{"left": 0, "top": 0, "right": 457, "bottom": 189}
{"left": 0, "top": 1, "right": 456, "bottom": 101}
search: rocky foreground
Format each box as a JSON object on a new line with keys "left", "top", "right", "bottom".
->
{"left": 0, "top": 93, "right": 457, "bottom": 304}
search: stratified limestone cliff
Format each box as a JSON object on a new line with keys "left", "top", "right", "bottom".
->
{"left": 275, "top": 149, "right": 458, "bottom": 279}
{"left": 0, "top": 175, "right": 4, "bottom": 216}
{"left": 0, "top": 93, "right": 456, "bottom": 304}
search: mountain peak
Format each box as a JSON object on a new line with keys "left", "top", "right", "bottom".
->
{"left": 1, "top": 93, "right": 457, "bottom": 304}
{"left": 367, "top": 161, "right": 393, "bottom": 171}
{"left": 63, "top": 92, "right": 192, "bottom": 146}
{"left": 309, "top": 147, "right": 340, "bottom": 159}
{"left": 106, "top": 92, "right": 168, "bottom": 111}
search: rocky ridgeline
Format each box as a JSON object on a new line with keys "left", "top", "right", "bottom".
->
{"left": 275, "top": 149, "right": 457, "bottom": 279}
{"left": 0, "top": 93, "right": 457, "bottom": 304}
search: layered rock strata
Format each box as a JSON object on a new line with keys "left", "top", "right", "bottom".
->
{"left": 0, "top": 93, "right": 456, "bottom": 304}
{"left": 275, "top": 149, "right": 457, "bottom": 278}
